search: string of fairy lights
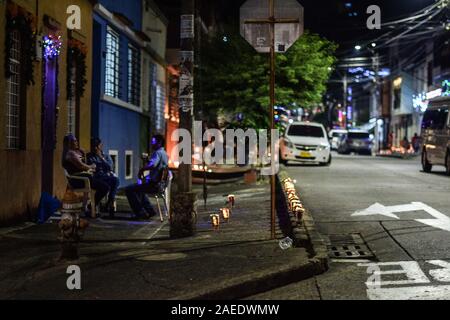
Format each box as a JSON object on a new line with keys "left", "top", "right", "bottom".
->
{"left": 42, "top": 34, "right": 63, "bottom": 60}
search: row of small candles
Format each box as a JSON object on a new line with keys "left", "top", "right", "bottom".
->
{"left": 282, "top": 178, "right": 305, "bottom": 220}
{"left": 210, "top": 195, "right": 235, "bottom": 230}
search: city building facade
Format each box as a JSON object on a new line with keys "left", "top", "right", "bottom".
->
{"left": 0, "top": 0, "right": 94, "bottom": 225}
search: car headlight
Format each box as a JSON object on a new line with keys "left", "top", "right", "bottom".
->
{"left": 283, "top": 138, "right": 294, "bottom": 149}
{"left": 317, "top": 145, "right": 330, "bottom": 151}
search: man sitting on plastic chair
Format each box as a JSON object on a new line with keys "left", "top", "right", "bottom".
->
{"left": 125, "top": 134, "right": 169, "bottom": 220}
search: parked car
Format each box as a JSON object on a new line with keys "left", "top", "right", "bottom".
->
{"left": 421, "top": 97, "right": 450, "bottom": 175}
{"left": 337, "top": 130, "right": 373, "bottom": 155}
{"left": 280, "top": 122, "right": 331, "bottom": 166}
{"left": 329, "top": 129, "right": 348, "bottom": 151}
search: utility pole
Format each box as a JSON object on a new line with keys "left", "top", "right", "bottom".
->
{"left": 171, "top": 0, "right": 197, "bottom": 238}
{"left": 372, "top": 51, "right": 381, "bottom": 153}
{"left": 269, "top": 0, "right": 276, "bottom": 240}
{"left": 343, "top": 72, "right": 348, "bottom": 129}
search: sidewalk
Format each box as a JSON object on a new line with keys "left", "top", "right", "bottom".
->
{"left": 0, "top": 181, "right": 324, "bottom": 300}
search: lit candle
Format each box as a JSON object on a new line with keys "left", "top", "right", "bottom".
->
{"left": 221, "top": 208, "right": 230, "bottom": 221}
{"left": 227, "top": 195, "right": 235, "bottom": 207}
{"left": 290, "top": 199, "right": 301, "bottom": 207}
{"left": 210, "top": 214, "right": 220, "bottom": 230}
{"left": 293, "top": 204, "right": 304, "bottom": 213}
{"left": 288, "top": 193, "right": 298, "bottom": 201}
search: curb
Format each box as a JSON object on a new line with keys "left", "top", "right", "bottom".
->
{"left": 277, "top": 169, "right": 329, "bottom": 271}
{"left": 376, "top": 153, "right": 420, "bottom": 160}
{"left": 172, "top": 241, "right": 324, "bottom": 300}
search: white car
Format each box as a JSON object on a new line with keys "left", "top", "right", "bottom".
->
{"left": 280, "top": 122, "right": 332, "bottom": 166}
{"left": 329, "top": 129, "right": 348, "bottom": 151}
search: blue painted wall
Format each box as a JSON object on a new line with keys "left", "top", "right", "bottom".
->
{"left": 97, "top": 0, "right": 142, "bottom": 31}
{"left": 91, "top": 1, "right": 146, "bottom": 188}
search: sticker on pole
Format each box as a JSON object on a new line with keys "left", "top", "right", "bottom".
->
{"left": 179, "top": 51, "right": 194, "bottom": 112}
{"left": 180, "top": 15, "right": 194, "bottom": 39}
{"left": 240, "top": 0, "right": 304, "bottom": 53}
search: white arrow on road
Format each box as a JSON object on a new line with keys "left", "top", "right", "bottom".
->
{"left": 352, "top": 202, "right": 450, "bottom": 232}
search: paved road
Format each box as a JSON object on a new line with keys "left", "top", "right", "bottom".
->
{"left": 250, "top": 153, "right": 450, "bottom": 300}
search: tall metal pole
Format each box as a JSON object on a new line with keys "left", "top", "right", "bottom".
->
{"left": 269, "top": 0, "right": 276, "bottom": 240}
{"left": 343, "top": 72, "right": 348, "bottom": 129}
{"left": 171, "top": 0, "right": 196, "bottom": 238}
{"left": 178, "top": 0, "right": 194, "bottom": 193}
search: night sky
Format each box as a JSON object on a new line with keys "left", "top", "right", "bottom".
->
{"left": 155, "top": 0, "right": 437, "bottom": 54}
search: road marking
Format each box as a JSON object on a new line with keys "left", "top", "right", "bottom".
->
{"left": 359, "top": 260, "right": 450, "bottom": 300}
{"left": 352, "top": 202, "right": 450, "bottom": 232}
{"left": 359, "top": 261, "right": 429, "bottom": 287}
{"left": 367, "top": 285, "right": 450, "bottom": 300}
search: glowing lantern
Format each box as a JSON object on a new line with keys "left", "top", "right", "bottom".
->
{"left": 220, "top": 208, "right": 231, "bottom": 222}
{"left": 210, "top": 214, "right": 220, "bottom": 230}
{"left": 227, "top": 195, "right": 235, "bottom": 207}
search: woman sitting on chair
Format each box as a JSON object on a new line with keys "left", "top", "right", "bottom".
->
{"left": 62, "top": 134, "right": 110, "bottom": 218}
{"left": 87, "top": 138, "right": 120, "bottom": 218}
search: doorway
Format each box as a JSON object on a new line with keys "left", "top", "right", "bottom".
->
{"left": 41, "top": 58, "right": 58, "bottom": 194}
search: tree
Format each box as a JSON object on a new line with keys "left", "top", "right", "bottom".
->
{"left": 195, "top": 25, "right": 337, "bottom": 130}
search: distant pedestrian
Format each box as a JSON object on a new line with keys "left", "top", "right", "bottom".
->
{"left": 401, "top": 136, "right": 410, "bottom": 151}
{"left": 411, "top": 133, "right": 420, "bottom": 153}
{"left": 388, "top": 132, "right": 394, "bottom": 149}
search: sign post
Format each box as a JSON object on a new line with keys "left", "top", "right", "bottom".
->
{"left": 171, "top": 0, "right": 197, "bottom": 239}
{"left": 240, "top": 0, "right": 304, "bottom": 239}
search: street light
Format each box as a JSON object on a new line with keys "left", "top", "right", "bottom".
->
{"left": 371, "top": 42, "right": 377, "bottom": 48}
{"left": 355, "top": 45, "right": 362, "bottom": 51}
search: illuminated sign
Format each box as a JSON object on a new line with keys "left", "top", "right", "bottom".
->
{"left": 426, "top": 88, "right": 442, "bottom": 100}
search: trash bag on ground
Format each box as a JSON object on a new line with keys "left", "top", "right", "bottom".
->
{"left": 37, "top": 192, "right": 61, "bottom": 224}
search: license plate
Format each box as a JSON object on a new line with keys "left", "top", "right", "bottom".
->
{"left": 300, "top": 151, "right": 312, "bottom": 158}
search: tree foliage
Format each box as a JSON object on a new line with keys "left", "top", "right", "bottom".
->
{"left": 195, "top": 26, "right": 337, "bottom": 130}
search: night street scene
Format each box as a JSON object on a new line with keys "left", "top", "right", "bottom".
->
{"left": 1, "top": 0, "right": 450, "bottom": 309}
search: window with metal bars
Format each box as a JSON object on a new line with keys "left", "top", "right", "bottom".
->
{"left": 156, "top": 83, "right": 166, "bottom": 132}
{"left": 67, "top": 65, "right": 77, "bottom": 135}
{"left": 127, "top": 45, "right": 141, "bottom": 106}
{"left": 149, "top": 62, "right": 156, "bottom": 111}
{"left": 6, "top": 30, "right": 23, "bottom": 150}
{"left": 105, "top": 28, "right": 120, "bottom": 98}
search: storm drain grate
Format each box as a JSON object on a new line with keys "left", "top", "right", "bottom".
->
{"left": 326, "top": 234, "right": 375, "bottom": 259}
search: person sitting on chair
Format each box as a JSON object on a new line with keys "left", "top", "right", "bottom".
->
{"left": 87, "top": 138, "right": 120, "bottom": 218}
{"left": 125, "top": 134, "right": 169, "bottom": 219}
{"left": 62, "top": 134, "right": 110, "bottom": 218}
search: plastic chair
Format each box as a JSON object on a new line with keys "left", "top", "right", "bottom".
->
{"left": 147, "top": 167, "right": 172, "bottom": 222}
{"left": 64, "top": 170, "right": 97, "bottom": 218}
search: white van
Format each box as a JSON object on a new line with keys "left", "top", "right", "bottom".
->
{"left": 421, "top": 96, "right": 450, "bottom": 175}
